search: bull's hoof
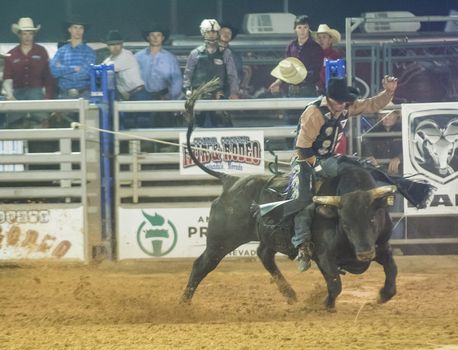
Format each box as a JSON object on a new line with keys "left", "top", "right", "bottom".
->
{"left": 377, "top": 287, "right": 396, "bottom": 304}
{"left": 179, "top": 290, "right": 194, "bottom": 305}
{"left": 179, "top": 297, "right": 192, "bottom": 306}
{"left": 286, "top": 293, "right": 297, "bottom": 305}
{"left": 325, "top": 298, "right": 336, "bottom": 312}
{"left": 278, "top": 285, "right": 297, "bottom": 304}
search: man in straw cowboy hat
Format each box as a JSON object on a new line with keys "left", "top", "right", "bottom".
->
{"left": 3, "top": 17, "right": 55, "bottom": 127}
{"left": 49, "top": 15, "right": 95, "bottom": 99}
{"left": 312, "top": 24, "right": 343, "bottom": 93}
{"left": 261, "top": 75, "right": 399, "bottom": 272}
{"left": 269, "top": 15, "right": 323, "bottom": 97}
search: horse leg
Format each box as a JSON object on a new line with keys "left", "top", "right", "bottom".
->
{"left": 180, "top": 244, "right": 230, "bottom": 304}
{"left": 315, "top": 254, "right": 342, "bottom": 312}
{"left": 375, "top": 242, "right": 398, "bottom": 303}
{"left": 257, "top": 243, "right": 297, "bottom": 304}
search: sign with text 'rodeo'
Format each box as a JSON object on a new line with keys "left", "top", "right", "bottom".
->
{"left": 0, "top": 207, "right": 85, "bottom": 260}
{"left": 179, "top": 130, "right": 265, "bottom": 175}
{"left": 117, "top": 208, "right": 259, "bottom": 259}
{"left": 402, "top": 102, "right": 458, "bottom": 215}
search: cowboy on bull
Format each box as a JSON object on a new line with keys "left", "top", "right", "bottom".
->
{"left": 263, "top": 58, "right": 400, "bottom": 271}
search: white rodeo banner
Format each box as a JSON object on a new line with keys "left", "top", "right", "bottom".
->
{"left": 402, "top": 102, "right": 458, "bottom": 215}
{"left": 179, "top": 130, "right": 265, "bottom": 175}
{"left": 0, "top": 207, "right": 85, "bottom": 260}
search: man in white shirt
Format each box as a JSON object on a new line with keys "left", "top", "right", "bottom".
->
{"left": 103, "top": 30, "right": 149, "bottom": 129}
{"left": 103, "top": 30, "right": 147, "bottom": 101}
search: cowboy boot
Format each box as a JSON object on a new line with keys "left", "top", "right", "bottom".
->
{"left": 297, "top": 241, "right": 313, "bottom": 272}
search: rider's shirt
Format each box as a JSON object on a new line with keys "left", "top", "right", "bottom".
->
{"left": 295, "top": 90, "right": 393, "bottom": 160}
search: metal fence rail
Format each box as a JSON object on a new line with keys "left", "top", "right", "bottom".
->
{"left": 113, "top": 98, "right": 310, "bottom": 206}
{"left": 0, "top": 99, "right": 89, "bottom": 202}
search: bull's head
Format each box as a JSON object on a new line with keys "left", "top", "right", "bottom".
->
{"left": 414, "top": 119, "right": 458, "bottom": 176}
{"left": 313, "top": 185, "right": 396, "bottom": 262}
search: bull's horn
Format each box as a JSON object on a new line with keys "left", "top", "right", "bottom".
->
{"left": 312, "top": 195, "right": 341, "bottom": 207}
{"left": 369, "top": 185, "right": 397, "bottom": 200}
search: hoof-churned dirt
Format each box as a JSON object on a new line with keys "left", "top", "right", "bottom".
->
{"left": 0, "top": 256, "right": 457, "bottom": 349}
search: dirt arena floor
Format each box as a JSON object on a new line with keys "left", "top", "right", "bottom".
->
{"left": 0, "top": 255, "right": 457, "bottom": 350}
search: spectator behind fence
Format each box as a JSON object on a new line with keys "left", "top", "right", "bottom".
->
{"left": 219, "top": 22, "right": 244, "bottom": 95}
{"left": 183, "top": 19, "right": 239, "bottom": 127}
{"left": 312, "top": 24, "right": 343, "bottom": 94}
{"left": 49, "top": 15, "right": 96, "bottom": 99}
{"left": 269, "top": 15, "right": 323, "bottom": 97}
{"left": 103, "top": 30, "right": 146, "bottom": 101}
{"left": 362, "top": 105, "right": 404, "bottom": 238}
{"left": 135, "top": 23, "right": 182, "bottom": 127}
{"left": 362, "top": 105, "right": 403, "bottom": 175}
{"left": 102, "top": 30, "right": 148, "bottom": 129}
{"left": 3, "top": 17, "right": 55, "bottom": 128}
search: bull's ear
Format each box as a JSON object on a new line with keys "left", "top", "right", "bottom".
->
{"left": 313, "top": 195, "right": 341, "bottom": 207}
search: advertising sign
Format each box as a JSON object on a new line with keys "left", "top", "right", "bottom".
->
{"left": 117, "top": 208, "right": 259, "bottom": 259}
{"left": 179, "top": 130, "right": 265, "bottom": 175}
{"left": 0, "top": 207, "right": 85, "bottom": 260}
{"left": 402, "top": 103, "right": 458, "bottom": 215}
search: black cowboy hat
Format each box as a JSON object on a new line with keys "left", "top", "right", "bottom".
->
{"left": 141, "top": 23, "right": 169, "bottom": 42}
{"left": 294, "top": 15, "right": 310, "bottom": 28}
{"left": 106, "top": 30, "right": 123, "bottom": 45}
{"left": 219, "top": 22, "right": 239, "bottom": 40}
{"left": 64, "top": 14, "right": 88, "bottom": 27}
{"left": 326, "top": 77, "right": 359, "bottom": 103}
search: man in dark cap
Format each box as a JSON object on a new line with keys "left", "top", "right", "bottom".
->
{"left": 269, "top": 15, "right": 323, "bottom": 97}
{"left": 269, "top": 76, "right": 398, "bottom": 272}
{"left": 49, "top": 15, "right": 95, "bottom": 99}
{"left": 103, "top": 30, "right": 145, "bottom": 101}
{"left": 103, "top": 30, "right": 148, "bottom": 129}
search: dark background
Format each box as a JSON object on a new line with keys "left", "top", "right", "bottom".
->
{"left": 0, "top": 0, "right": 456, "bottom": 42}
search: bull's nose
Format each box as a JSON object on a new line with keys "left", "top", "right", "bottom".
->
{"left": 356, "top": 250, "right": 376, "bottom": 261}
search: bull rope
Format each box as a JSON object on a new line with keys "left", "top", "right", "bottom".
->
{"left": 70, "top": 122, "right": 291, "bottom": 167}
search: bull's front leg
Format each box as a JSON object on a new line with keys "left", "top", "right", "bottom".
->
{"left": 315, "top": 253, "right": 342, "bottom": 312}
{"left": 257, "top": 243, "right": 297, "bottom": 304}
{"left": 375, "top": 242, "right": 397, "bottom": 303}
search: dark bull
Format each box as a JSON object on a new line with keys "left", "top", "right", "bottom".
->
{"left": 180, "top": 80, "right": 398, "bottom": 311}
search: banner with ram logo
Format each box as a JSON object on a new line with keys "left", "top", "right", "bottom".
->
{"left": 402, "top": 102, "right": 458, "bottom": 215}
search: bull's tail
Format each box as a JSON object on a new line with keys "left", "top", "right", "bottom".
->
{"left": 184, "top": 78, "right": 234, "bottom": 183}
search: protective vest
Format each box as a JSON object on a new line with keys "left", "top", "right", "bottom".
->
{"left": 191, "top": 45, "right": 226, "bottom": 91}
{"left": 297, "top": 99, "right": 348, "bottom": 158}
